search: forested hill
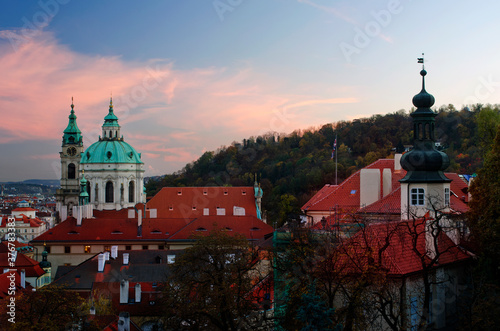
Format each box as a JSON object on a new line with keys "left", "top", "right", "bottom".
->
{"left": 146, "top": 104, "right": 500, "bottom": 226}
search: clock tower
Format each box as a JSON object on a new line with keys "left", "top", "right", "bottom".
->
{"left": 56, "top": 99, "right": 84, "bottom": 215}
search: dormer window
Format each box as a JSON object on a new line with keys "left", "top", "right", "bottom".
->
{"left": 411, "top": 188, "right": 425, "bottom": 206}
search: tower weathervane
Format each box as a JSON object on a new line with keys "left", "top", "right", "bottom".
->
{"left": 417, "top": 53, "right": 425, "bottom": 69}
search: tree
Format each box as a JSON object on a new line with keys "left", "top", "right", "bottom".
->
{"left": 161, "top": 228, "right": 268, "bottom": 330}
{"left": 465, "top": 125, "right": 500, "bottom": 329}
{"left": 0, "top": 285, "right": 84, "bottom": 330}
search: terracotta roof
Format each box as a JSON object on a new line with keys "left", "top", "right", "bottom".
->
{"left": 0, "top": 215, "right": 44, "bottom": 228}
{"left": 147, "top": 187, "right": 258, "bottom": 219}
{"left": 303, "top": 158, "right": 469, "bottom": 217}
{"left": 303, "top": 159, "right": 400, "bottom": 212}
{"left": 0, "top": 271, "right": 34, "bottom": 299}
{"left": 12, "top": 207, "right": 37, "bottom": 212}
{"left": 334, "top": 219, "right": 471, "bottom": 277}
{"left": 92, "top": 281, "right": 164, "bottom": 317}
{"left": 360, "top": 187, "right": 402, "bottom": 215}
{"left": 168, "top": 216, "right": 274, "bottom": 241}
{"left": 0, "top": 246, "right": 46, "bottom": 278}
{"left": 33, "top": 212, "right": 272, "bottom": 243}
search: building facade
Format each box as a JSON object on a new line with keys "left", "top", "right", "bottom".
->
{"left": 56, "top": 98, "right": 145, "bottom": 214}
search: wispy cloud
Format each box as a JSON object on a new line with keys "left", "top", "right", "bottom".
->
{"left": 297, "top": 0, "right": 357, "bottom": 24}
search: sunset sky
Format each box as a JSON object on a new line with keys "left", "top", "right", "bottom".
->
{"left": 1, "top": 0, "right": 500, "bottom": 181}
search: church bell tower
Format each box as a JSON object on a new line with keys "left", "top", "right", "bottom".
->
{"left": 55, "top": 98, "right": 84, "bottom": 214}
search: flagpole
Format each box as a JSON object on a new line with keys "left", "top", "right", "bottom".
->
{"left": 335, "top": 133, "right": 338, "bottom": 186}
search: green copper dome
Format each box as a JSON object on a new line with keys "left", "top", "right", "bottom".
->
{"left": 81, "top": 140, "right": 143, "bottom": 164}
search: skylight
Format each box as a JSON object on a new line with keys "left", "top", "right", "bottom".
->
{"left": 350, "top": 190, "right": 357, "bottom": 195}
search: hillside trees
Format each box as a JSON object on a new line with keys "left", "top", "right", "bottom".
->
{"left": 146, "top": 105, "right": 491, "bottom": 226}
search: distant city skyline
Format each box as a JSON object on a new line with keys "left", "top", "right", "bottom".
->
{"left": 1, "top": 0, "right": 500, "bottom": 181}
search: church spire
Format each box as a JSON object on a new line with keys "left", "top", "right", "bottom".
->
{"left": 63, "top": 97, "right": 83, "bottom": 146}
{"left": 400, "top": 57, "right": 450, "bottom": 183}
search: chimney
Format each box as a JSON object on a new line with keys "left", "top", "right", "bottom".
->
{"left": 123, "top": 253, "right": 129, "bottom": 265}
{"left": 20, "top": 269, "right": 25, "bottom": 288}
{"left": 120, "top": 280, "right": 129, "bottom": 304}
{"left": 104, "top": 251, "right": 110, "bottom": 262}
{"left": 382, "top": 168, "right": 392, "bottom": 198}
{"left": 111, "top": 246, "right": 118, "bottom": 259}
{"left": 98, "top": 253, "right": 105, "bottom": 272}
{"left": 360, "top": 169, "right": 381, "bottom": 207}
{"left": 76, "top": 206, "right": 82, "bottom": 226}
{"left": 394, "top": 153, "right": 402, "bottom": 171}
{"left": 137, "top": 209, "right": 142, "bottom": 237}
{"left": 135, "top": 283, "right": 141, "bottom": 303}
{"left": 118, "top": 312, "right": 130, "bottom": 331}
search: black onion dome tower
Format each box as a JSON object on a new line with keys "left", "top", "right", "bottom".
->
{"left": 400, "top": 64, "right": 450, "bottom": 183}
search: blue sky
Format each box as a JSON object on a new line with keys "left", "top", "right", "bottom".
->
{"left": 1, "top": 0, "right": 500, "bottom": 181}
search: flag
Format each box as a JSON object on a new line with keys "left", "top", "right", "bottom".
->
{"left": 417, "top": 57, "right": 424, "bottom": 63}
{"left": 331, "top": 138, "right": 337, "bottom": 159}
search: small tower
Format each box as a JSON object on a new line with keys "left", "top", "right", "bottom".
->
{"left": 79, "top": 172, "right": 89, "bottom": 206}
{"left": 38, "top": 244, "right": 52, "bottom": 287}
{"left": 56, "top": 98, "right": 85, "bottom": 215}
{"left": 254, "top": 175, "right": 263, "bottom": 220}
{"left": 400, "top": 58, "right": 451, "bottom": 219}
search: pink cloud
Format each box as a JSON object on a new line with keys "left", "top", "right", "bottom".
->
{"left": 0, "top": 30, "right": 359, "bottom": 177}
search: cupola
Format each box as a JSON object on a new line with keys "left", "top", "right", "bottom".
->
{"left": 400, "top": 58, "right": 451, "bottom": 183}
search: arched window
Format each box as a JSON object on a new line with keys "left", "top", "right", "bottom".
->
{"left": 68, "top": 163, "right": 76, "bottom": 179}
{"left": 129, "top": 181, "right": 135, "bottom": 203}
{"left": 105, "top": 181, "right": 114, "bottom": 203}
{"left": 86, "top": 181, "right": 91, "bottom": 202}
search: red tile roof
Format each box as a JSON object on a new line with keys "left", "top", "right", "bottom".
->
{"left": 303, "top": 158, "right": 469, "bottom": 217}
{"left": 147, "top": 187, "right": 258, "bottom": 219}
{"left": 0, "top": 245, "right": 46, "bottom": 278}
{"left": 32, "top": 214, "right": 273, "bottom": 243}
{"left": 12, "top": 207, "right": 37, "bottom": 212}
{"left": 0, "top": 215, "right": 45, "bottom": 228}
{"left": 168, "top": 216, "right": 274, "bottom": 241}
{"left": 334, "top": 219, "right": 471, "bottom": 277}
{"left": 0, "top": 271, "right": 34, "bottom": 299}
{"left": 303, "top": 159, "right": 401, "bottom": 212}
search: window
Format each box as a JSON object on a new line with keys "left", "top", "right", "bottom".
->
{"left": 411, "top": 188, "right": 425, "bottom": 206}
{"left": 86, "top": 181, "right": 91, "bottom": 202}
{"left": 128, "top": 181, "right": 134, "bottom": 203}
{"left": 64, "top": 246, "right": 70, "bottom": 254}
{"left": 84, "top": 245, "right": 91, "bottom": 253}
{"left": 104, "top": 246, "right": 110, "bottom": 252}
{"left": 46, "top": 246, "right": 51, "bottom": 254}
{"left": 125, "top": 245, "right": 131, "bottom": 251}
{"left": 142, "top": 245, "right": 148, "bottom": 250}
{"left": 158, "top": 245, "right": 164, "bottom": 250}
{"left": 68, "top": 163, "right": 76, "bottom": 179}
{"left": 444, "top": 188, "right": 450, "bottom": 207}
{"left": 105, "top": 181, "right": 114, "bottom": 203}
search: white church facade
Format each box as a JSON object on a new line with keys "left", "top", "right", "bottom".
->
{"left": 56, "top": 98, "right": 145, "bottom": 217}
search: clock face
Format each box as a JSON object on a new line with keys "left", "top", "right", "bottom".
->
{"left": 67, "top": 147, "right": 77, "bottom": 156}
